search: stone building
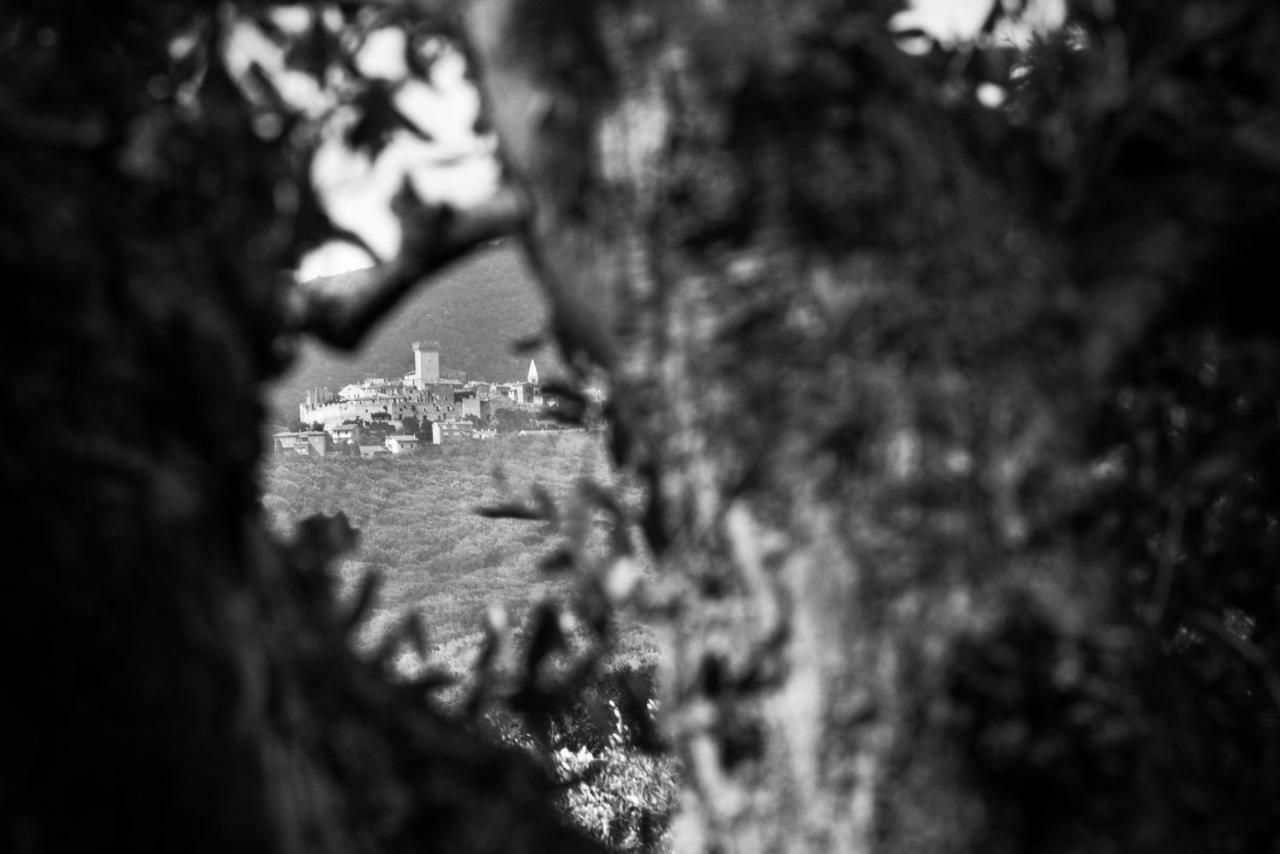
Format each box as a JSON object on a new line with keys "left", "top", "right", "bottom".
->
{"left": 298, "top": 340, "right": 454, "bottom": 426}
{"left": 411, "top": 341, "right": 440, "bottom": 387}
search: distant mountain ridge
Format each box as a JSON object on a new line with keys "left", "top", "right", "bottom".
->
{"left": 267, "top": 243, "right": 563, "bottom": 426}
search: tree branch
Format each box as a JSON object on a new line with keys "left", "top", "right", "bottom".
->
{"left": 294, "top": 183, "right": 526, "bottom": 350}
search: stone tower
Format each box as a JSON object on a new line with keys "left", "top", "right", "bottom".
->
{"left": 527, "top": 359, "right": 538, "bottom": 385}
{"left": 413, "top": 341, "right": 440, "bottom": 386}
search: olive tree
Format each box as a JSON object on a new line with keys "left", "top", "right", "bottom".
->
{"left": 3, "top": 1, "right": 1280, "bottom": 853}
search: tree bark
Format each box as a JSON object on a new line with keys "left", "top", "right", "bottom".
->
{"left": 465, "top": 2, "right": 1280, "bottom": 851}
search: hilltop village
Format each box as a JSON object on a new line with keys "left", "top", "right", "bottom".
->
{"left": 273, "top": 340, "right": 591, "bottom": 457}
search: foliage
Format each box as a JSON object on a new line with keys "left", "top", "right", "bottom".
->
{"left": 1085, "top": 321, "right": 1280, "bottom": 849}
{"left": 489, "top": 666, "right": 679, "bottom": 853}
{"left": 873, "top": 3, "right": 1280, "bottom": 849}
{"left": 264, "top": 429, "right": 674, "bottom": 847}
{"left": 263, "top": 424, "right": 676, "bottom": 847}
{"left": 262, "top": 431, "right": 656, "bottom": 675}
{"left": 11, "top": 0, "right": 1280, "bottom": 851}
{"left": 947, "top": 593, "right": 1146, "bottom": 849}
{"left": 460, "top": 0, "right": 1280, "bottom": 849}
{"left": 0, "top": 2, "right": 615, "bottom": 850}
{"left": 492, "top": 407, "right": 542, "bottom": 433}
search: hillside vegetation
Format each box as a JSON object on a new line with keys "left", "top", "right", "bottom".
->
{"left": 260, "top": 432, "right": 655, "bottom": 677}
{"left": 261, "top": 432, "right": 677, "bottom": 849}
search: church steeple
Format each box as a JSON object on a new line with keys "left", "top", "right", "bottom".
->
{"left": 527, "top": 359, "right": 539, "bottom": 384}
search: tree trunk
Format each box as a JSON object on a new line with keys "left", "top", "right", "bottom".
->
{"left": 466, "top": 2, "right": 1280, "bottom": 851}
{"left": 0, "top": 8, "right": 598, "bottom": 853}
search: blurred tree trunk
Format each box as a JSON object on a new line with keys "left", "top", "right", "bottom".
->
{"left": 466, "top": 2, "right": 1280, "bottom": 852}
{"left": 0, "top": 6, "right": 598, "bottom": 854}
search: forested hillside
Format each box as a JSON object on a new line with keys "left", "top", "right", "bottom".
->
{"left": 260, "top": 432, "right": 655, "bottom": 675}
{"left": 268, "top": 242, "right": 564, "bottom": 425}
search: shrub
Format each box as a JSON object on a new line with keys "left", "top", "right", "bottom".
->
{"left": 550, "top": 700, "right": 679, "bottom": 852}
{"left": 493, "top": 682, "right": 680, "bottom": 853}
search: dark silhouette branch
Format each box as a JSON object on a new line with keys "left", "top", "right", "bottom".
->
{"left": 295, "top": 183, "right": 526, "bottom": 350}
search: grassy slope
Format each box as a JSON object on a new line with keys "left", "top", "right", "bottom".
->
{"left": 267, "top": 242, "right": 566, "bottom": 427}
{"left": 261, "top": 432, "right": 656, "bottom": 678}
{"left": 262, "top": 434, "right": 677, "bottom": 851}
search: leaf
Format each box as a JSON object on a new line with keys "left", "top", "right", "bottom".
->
{"left": 539, "top": 380, "right": 588, "bottom": 407}
{"left": 475, "top": 500, "right": 549, "bottom": 521}
{"left": 527, "top": 484, "right": 560, "bottom": 527}
{"left": 294, "top": 511, "right": 360, "bottom": 566}
{"left": 538, "top": 546, "right": 575, "bottom": 573}
{"left": 399, "top": 610, "right": 429, "bottom": 659}
{"left": 405, "top": 668, "right": 456, "bottom": 693}
{"left": 523, "top": 601, "right": 566, "bottom": 677}
{"left": 245, "top": 8, "right": 290, "bottom": 46}
{"left": 344, "top": 82, "right": 417, "bottom": 155}
{"left": 283, "top": 7, "right": 338, "bottom": 81}
{"left": 342, "top": 570, "right": 382, "bottom": 632}
{"left": 511, "top": 333, "right": 546, "bottom": 355}
{"left": 540, "top": 402, "right": 586, "bottom": 426}
{"left": 404, "top": 31, "right": 434, "bottom": 80}
{"left": 245, "top": 60, "right": 289, "bottom": 114}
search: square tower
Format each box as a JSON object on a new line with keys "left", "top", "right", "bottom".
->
{"left": 413, "top": 341, "right": 440, "bottom": 385}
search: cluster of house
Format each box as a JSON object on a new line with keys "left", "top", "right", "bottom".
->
{"left": 271, "top": 421, "right": 482, "bottom": 458}
{"left": 272, "top": 341, "right": 554, "bottom": 457}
